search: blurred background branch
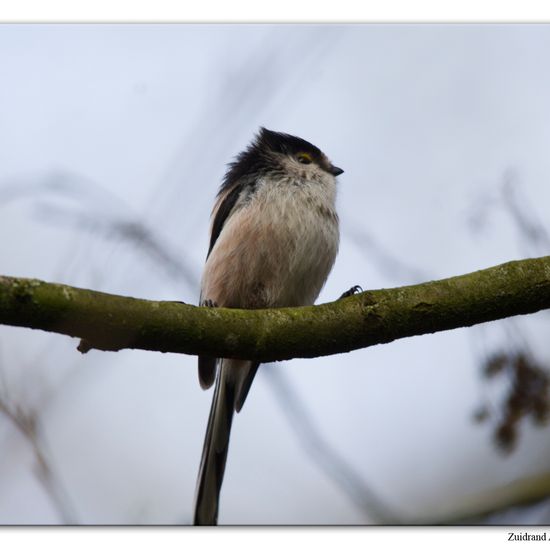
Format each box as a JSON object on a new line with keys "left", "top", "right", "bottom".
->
{"left": 0, "top": 366, "right": 77, "bottom": 524}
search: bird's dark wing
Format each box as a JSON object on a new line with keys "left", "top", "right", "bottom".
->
{"left": 199, "top": 181, "right": 245, "bottom": 388}
{"left": 198, "top": 356, "right": 217, "bottom": 389}
{"left": 206, "top": 182, "right": 243, "bottom": 259}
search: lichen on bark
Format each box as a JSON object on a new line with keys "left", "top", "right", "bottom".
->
{"left": 0, "top": 256, "right": 549, "bottom": 362}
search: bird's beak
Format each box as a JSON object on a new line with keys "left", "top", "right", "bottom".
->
{"left": 329, "top": 165, "right": 344, "bottom": 176}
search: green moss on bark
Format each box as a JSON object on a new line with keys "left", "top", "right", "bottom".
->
{"left": 1, "top": 256, "right": 550, "bottom": 362}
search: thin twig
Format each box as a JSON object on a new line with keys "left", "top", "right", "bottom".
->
{"left": 0, "top": 390, "right": 77, "bottom": 524}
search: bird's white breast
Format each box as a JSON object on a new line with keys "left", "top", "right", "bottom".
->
{"left": 201, "top": 176, "right": 339, "bottom": 309}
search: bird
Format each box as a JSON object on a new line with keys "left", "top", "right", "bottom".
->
{"left": 193, "top": 127, "right": 343, "bottom": 525}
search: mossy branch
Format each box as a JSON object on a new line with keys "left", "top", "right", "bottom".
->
{"left": 1, "top": 256, "right": 550, "bottom": 362}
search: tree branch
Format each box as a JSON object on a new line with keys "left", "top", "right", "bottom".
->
{"left": 1, "top": 256, "right": 550, "bottom": 362}
{"left": 417, "top": 471, "right": 550, "bottom": 525}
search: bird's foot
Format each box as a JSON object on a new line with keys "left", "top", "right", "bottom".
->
{"left": 338, "top": 285, "right": 363, "bottom": 300}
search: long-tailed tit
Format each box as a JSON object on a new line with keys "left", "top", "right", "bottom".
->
{"left": 194, "top": 128, "right": 343, "bottom": 525}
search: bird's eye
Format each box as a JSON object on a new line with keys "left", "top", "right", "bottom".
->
{"left": 297, "top": 152, "right": 312, "bottom": 164}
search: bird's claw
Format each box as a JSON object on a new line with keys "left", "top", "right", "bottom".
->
{"left": 339, "top": 285, "right": 363, "bottom": 299}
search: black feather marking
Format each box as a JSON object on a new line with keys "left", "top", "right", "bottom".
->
{"left": 234, "top": 362, "right": 260, "bottom": 413}
{"left": 198, "top": 299, "right": 219, "bottom": 388}
{"left": 257, "top": 127, "right": 324, "bottom": 159}
{"left": 198, "top": 356, "right": 217, "bottom": 389}
{"left": 207, "top": 183, "right": 243, "bottom": 259}
{"left": 194, "top": 363, "right": 236, "bottom": 525}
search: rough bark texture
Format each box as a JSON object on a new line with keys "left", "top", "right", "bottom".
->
{"left": 1, "top": 256, "right": 550, "bottom": 362}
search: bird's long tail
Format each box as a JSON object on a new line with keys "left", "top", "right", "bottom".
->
{"left": 193, "top": 360, "right": 236, "bottom": 525}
